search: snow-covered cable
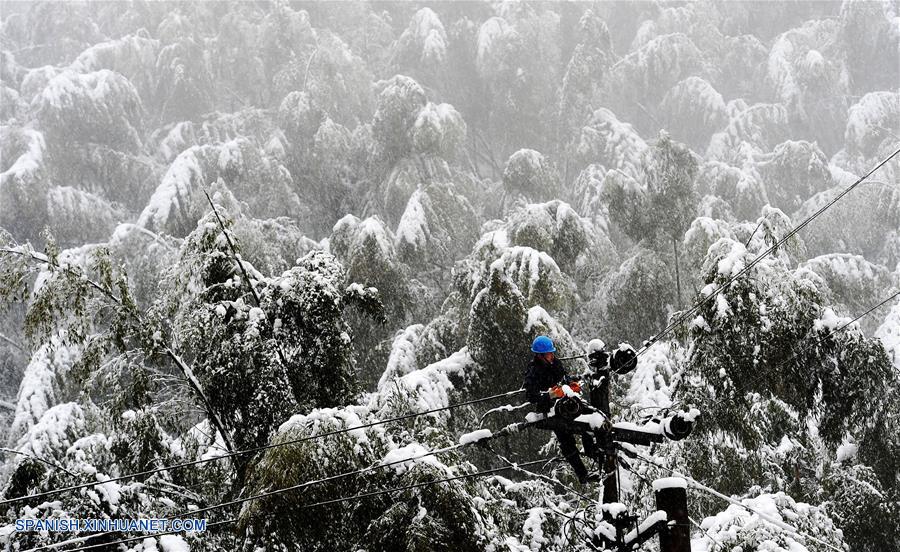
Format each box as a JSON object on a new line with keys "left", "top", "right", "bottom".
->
{"left": 491, "top": 449, "right": 596, "bottom": 502}
{"left": 478, "top": 401, "right": 531, "bottom": 424}
{"left": 1, "top": 389, "right": 524, "bottom": 507}
{"left": 630, "top": 452, "right": 843, "bottom": 552}
{"left": 53, "top": 444, "right": 465, "bottom": 552}
{"left": 17, "top": 518, "right": 236, "bottom": 552}
{"left": 708, "top": 288, "right": 900, "bottom": 411}
{"left": 53, "top": 423, "right": 534, "bottom": 552}
{"left": 44, "top": 459, "right": 553, "bottom": 552}
{"left": 631, "top": 145, "right": 900, "bottom": 372}
{"left": 298, "top": 458, "right": 548, "bottom": 510}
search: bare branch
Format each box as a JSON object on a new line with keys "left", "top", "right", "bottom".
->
{"left": 0, "top": 332, "right": 26, "bottom": 352}
{"left": 164, "top": 347, "right": 236, "bottom": 453}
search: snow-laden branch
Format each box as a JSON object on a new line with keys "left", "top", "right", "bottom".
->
{"left": 0, "top": 244, "right": 236, "bottom": 454}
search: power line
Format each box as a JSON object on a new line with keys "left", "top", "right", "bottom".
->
{"left": 18, "top": 518, "right": 235, "bottom": 552}
{"left": 490, "top": 448, "right": 597, "bottom": 502}
{"left": 704, "top": 288, "right": 900, "bottom": 412}
{"left": 653, "top": 145, "right": 898, "bottom": 349}
{"left": 627, "top": 145, "right": 900, "bottom": 371}
{"left": 629, "top": 452, "right": 843, "bottom": 552}
{"left": 47, "top": 423, "right": 533, "bottom": 552}
{"left": 43, "top": 460, "right": 555, "bottom": 552}
{"left": 298, "top": 457, "right": 548, "bottom": 510}
{"left": 174, "top": 425, "right": 525, "bottom": 520}
{"left": 1, "top": 389, "right": 523, "bottom": 507}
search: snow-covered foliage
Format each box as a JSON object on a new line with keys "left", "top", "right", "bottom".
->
{"left": 659, "top": 77, "right": 728, "bottom": 152}
{"left": 694, "top": 492, "right": 844, "bottom": 551}
{"left": 34, "top": 69, "right": 143, "bottom": 151}
{"left": 137, "top": 141, "right": 300, "bottom": 237}
{"left": 503, "top": 148, "right": 557, "bottom": 201}
{"left": 1, "top": 2, "right": 897, "bottom": 551}
{"left": 573, "top": 108, "right": 647, "bottom": 178}
{"left": 394, "top": 7, "right": 448, "bottom": 74}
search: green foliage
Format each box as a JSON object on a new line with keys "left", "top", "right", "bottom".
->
{"left": 372, "top": 75, "right": 428, "bottom": 165}
{"left": 466, "top": 269, "right": 528, "bottom": 395}
{"left": 598, "top": 247, "right": 676, "bottom": 345}
{"left": 502, "top": 149, "right": 558, "bottom": 201}
{"left": 821, "top": 463, "right": 900, "bottom": 552}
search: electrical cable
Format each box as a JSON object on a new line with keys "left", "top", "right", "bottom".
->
{"left": 36, "top": 461, "right": 557, "bottom": 552}
{"left": 44, "top": 424, "right": 534, "bottom": 552}
{"left": 1, "top": 389, "right": 523, "bottom": 507}
{"left": 298, "top": 458, "right": 548, "bottom": 510}
{"left": 705, "top": 288, "right": 900, "bottom": 412}
{"left": 625, "top": 145, "right": 900, "bottom": 373}
{"left": 629, "top": 452, "right": 843, "bottom": 552}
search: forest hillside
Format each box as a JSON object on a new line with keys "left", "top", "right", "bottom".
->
{"left": 1, "top": 1, "right": 899, "bottom": 551}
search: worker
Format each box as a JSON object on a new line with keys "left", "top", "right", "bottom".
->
{"left": 524, "top": 335, "right": 599, "bottom": 484}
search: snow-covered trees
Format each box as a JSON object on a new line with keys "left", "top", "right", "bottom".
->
{"left": 1, "top": 2, "right": 898, "bottom": 550}
{"left": 755, "top": 140, "right": 833, "bottom": 214}
{"left": 502, "top": 148, "right": 557, "bottom": 202}
{"left": 604, "top": 33, "right": 703, "bottom": 135}
{"left": 559, "top": 9, "right": 614, "bottom": 135}
{"left": 393, "top": 8, "right": 449, "bottom": 89}
{"left": 659, "top": 77, "right": 728, "bottom": 152}
{"left": 372, "top": 75, "right": 428, "bottom": 166}
{"left": 672, "top": 235, "right": 900, "bottom": 534}
{"left": 137, "top": 141, "right": 300, "bottom": 237}
{"left": 0, "top": 212, "right": 387, "bottom": 540}
{"left": 597, "top": 247, "right": 677, "bottom": 345}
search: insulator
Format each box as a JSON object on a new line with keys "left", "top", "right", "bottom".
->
{"left": 662, "top": 414, "right": 693, "bottom": 441}
{"left": 554, "top": 397, "right": 584, "bottom": 420}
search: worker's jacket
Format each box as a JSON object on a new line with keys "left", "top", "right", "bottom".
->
{"left": 523, "top": 356, "right": 568, "bottom": 413}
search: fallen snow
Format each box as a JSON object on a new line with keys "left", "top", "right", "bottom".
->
{"left": 381, "top": 443, "right": 445, "bottom": 474}
{"left": 459, "top": 429, "right": 493, "bottom": 445}
{"left": 652, "top": 477, "right": 687, "bottom": 491}
{"left": 813, "top": 307, "right": 850, "bottom": 332}
{"left": 573, "top": 412, "right": 607, "bottom": 429}
{"left": 835, "top": 441, "right": 858, "bottom": 463}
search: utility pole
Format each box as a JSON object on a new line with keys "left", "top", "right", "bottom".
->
{"left": 591, "top": 367, "right": 619, "bottom": 505}
{"left": 653, "top": 477, "right": 691, "bottom": 552}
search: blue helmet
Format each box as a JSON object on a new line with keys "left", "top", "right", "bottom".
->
{"left": 531, "top": 335, "right": 556, "bottom": 354}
